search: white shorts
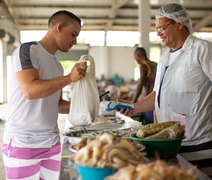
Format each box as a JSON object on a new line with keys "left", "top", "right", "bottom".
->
{"left": 2, "top": 138, "right": 61, "bottom": 180}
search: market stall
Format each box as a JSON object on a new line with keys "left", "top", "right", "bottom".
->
{"left": 59, "top": 113, "right": 211, "bottom": 180}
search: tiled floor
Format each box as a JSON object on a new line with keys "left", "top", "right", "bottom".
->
{"left": 0, "top": 103, "right": 69, "bottom": 180}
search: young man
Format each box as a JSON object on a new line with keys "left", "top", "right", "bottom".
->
{"left": 2, "top": 10, "right": 87, "bottom": 180}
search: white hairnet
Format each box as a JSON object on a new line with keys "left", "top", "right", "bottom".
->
{"left": 155, "top": 3, "right": 193, "bottom": 33}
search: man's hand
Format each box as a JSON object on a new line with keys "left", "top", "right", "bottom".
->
{"left": 117, "top": 99, "right": 139, "bottom": 117}
{"left": 68, "top": 62, "right": 87, "bottom": 82}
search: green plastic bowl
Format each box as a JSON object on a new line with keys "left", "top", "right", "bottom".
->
{"left": 131, "top": 135, "right": 183, "bottom": 159}
{"left": 74, "top": 163, "right": 116, "bottom": 180}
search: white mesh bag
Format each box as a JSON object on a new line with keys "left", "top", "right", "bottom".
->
{"left": 68, "top": 54, "right": 100, "bottom": 126}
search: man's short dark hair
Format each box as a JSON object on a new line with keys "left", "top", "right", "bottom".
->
{"left": 48, "top": 10, "right": 81, "bottom": 27}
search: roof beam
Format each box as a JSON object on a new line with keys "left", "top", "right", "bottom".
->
{"left": 0, "top": 0, "right": 14, "bottom": 22}
{"left": 105, "top": 0, "right": 129, "bottom": 30}
{"left": 193, "top": 12, "right": 212, "bottom": 31}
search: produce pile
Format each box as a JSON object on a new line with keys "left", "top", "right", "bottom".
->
{"left": 106, "top": 159, "right": 197, "bottom": 180}
{"left": 70, "top": 129, "right": 198, "bottom": 180}
{"left": 71, "top": 133, "right": 145, "bottom": 168}
{"left": 136, "top": 121, "right": 185, "bottom": 139}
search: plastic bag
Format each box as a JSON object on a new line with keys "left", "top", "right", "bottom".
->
{"left": 68, "top": 54, "right": 100, "bottom": 126}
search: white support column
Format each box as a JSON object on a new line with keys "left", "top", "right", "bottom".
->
{"left": 97, "top": 31, "right": 109, "bottom": 78}
{"left": 0, "top": 40, "right": 7, "bottom": 103}
{"left": 104, "top": 31, "right": 107, "bottom": 46}
{"left": 0, "top": 40, "right": 8, "bottom": 103}
{"left": 0, "top": 40, "right": 3, "bottom": 103}
{"left": 138, "top": 0, "right": 151, "bottom": 54}
{"left": 101, "top": 46, "right": 109, "bottom": 78}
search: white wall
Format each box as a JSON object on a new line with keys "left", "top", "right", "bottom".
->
{"left": 89, "top": 46, "right": 135, "bottom": 81}
{"left": 89, "top": 46, "right": 109, "bottom": 79}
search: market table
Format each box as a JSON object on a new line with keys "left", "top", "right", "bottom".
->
{"left": 59, "top": 113, "right": 211, "bottom": 180}
{"left": 59, "top": 140, "right": 211, "bottom": 180}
